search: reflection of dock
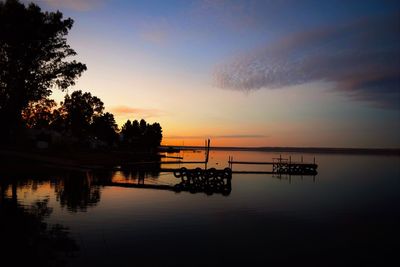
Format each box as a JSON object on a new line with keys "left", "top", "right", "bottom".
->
{"left": 100, "top": 182, "right": 174, "bottom": 191}
{"left": 172, "top": 167, "right": 232, "bottom": 196}
{"left": 123, "top": 161, "right": 207, "bottom": 166}
{"left": 100, "top": 166, "right": 232, "bottom": 196}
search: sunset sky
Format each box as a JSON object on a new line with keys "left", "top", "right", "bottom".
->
{"left": 25, "top": 0, "right": 400, "bottom": 148}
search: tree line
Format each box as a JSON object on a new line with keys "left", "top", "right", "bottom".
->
{"left": 21, "top": 90, "right": 162, "bottom": 149}
{"left": 0, "top": 0, "right": 162, "bottom": 150}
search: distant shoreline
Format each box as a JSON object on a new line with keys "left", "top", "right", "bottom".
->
{"left": 161, "top": 146, "right": 400, "bottom": 155}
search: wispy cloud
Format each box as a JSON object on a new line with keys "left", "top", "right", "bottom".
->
{"left": 213, "top": 13, "right": 400, "bottom": 109}
{"left": 110, "top": 105, "right": 163, "bottom": 119}
{"left": 26, "top": 0, "right": 105, "bottom": 11}
{"left": 138, "top": 17, "right": 172, "bottom": 45}
{"left": 140, "top": 28, "right": 169, "bottom": 45}
{"left": 194, "top": 0, "right": 258, "bottom": 31}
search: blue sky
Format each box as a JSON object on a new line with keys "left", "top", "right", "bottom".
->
{"left": 24, "top": 0, "right": 400, "bottom": 147}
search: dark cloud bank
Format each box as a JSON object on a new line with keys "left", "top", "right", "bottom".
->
{"left": 214, "top": 13, "right": 400, "bottom": 109}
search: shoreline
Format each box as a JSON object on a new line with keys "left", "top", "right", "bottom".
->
{"left": 0, "top": 148, "right": 162, "bottom": 172}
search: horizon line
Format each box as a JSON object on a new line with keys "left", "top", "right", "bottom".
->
{"left": 160, "top": 145, "right": 400, "bottom": 155}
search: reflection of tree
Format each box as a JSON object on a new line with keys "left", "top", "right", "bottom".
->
{"left": 0, "top": 171, "right": 103, "bottom": 213}
{"left": 119, "top": 164, "right": 161, "bottom": 183}
{"left": 0, "top": 182, "right": 78, "bottom": 266}
{"left": 54, "top": 172, "right": 101, "bottom": 212}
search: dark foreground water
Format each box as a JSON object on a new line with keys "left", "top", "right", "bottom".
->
{"left": 1, "top": 150, "right": 399, "bottom": 266}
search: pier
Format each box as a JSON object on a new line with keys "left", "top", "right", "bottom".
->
{"left": 228, "top": 155, "right": 318, "bottom": 175}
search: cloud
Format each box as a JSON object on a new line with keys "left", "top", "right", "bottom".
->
{"left": 194, "top": 0, "right": 258, "bottom": 31}
{"left": 165, "top": 134, "right": 268, "bottom": 139}
{"left": 110, "top": 105, "right": 162, "bottom": 119}
{"left": 140, "top": 28, "right": 169, "bottom": 44}
{"left": 25, "top": 0, "right": 105, "bottom": 11}
{"left": 138, "top": 17, "right": 172, "bottom": 45}
{"left": 213, "top": 13, "right": 400, "bottom": 109}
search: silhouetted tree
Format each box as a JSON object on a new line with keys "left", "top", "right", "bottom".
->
{"left": 21, "top": 98, "right": 58, "bottom": 129}
{"left": 132, "top": 119, "right": 141, "bottom": 136}
{"left": 139, "top": 119, "right": 147, "bottom": 135}
{"left": 50, "top": 107, "right": 67, "bottom": 132}
{"left": 0, "top": 0, "right": 86, "bottom": 142}
{"left": 20, "top": 91, "right": 119, "bottom": 147}
{"left": 121, "top": 119, "right": 162, "bottom": 151}
{"left": 146, "top": 122, "right": 163, "bottom": 148}
{"left": 90, "top": 112, "right": 118, "bottom": 145}
{"left": 121, "top": 119, "right": 140, "bottom": 145}
{"left": 121, "top": 120, "right": 132, "bottom": 138}
{"left": 60, "top": 90, "right": 104, "bottom": 137}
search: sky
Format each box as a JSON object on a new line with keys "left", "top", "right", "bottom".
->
{"left": 23, "top": 0, "right": 400, "bottom": 148}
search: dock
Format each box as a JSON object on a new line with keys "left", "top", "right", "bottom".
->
{"left": 119, "top": 140, "right": 318, "bottom": 177}
{"left": 228, "top": 155, "right": 318, "bottom": 175}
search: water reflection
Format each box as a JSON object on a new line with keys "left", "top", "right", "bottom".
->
{"left": 1, "top": 165, "right": 323, "bottom": 217}
{"left": 93, "top": 167, "right": 232, "bottom": 196}
{"left": 1, "top": 150, "right": 399, "bottom": 267}
{"left": 272, "top": 173, "right": 317, "bottom": 183}
{"left": 173, "top": 167, "right": 232, "bottom": 196}
{"left": 118, "top": 163, "right": 161, "bottom": 183}
{"left": 0, "top": 179, "right": 78, "bottom": 266}
{"left": 54, "top": 172, "right": 101, "bottom": 212}
{"left": 1, "top": 165, "right": 232, "bottom": 216}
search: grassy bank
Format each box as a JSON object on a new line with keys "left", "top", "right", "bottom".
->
{"left": 0, "top": 147, "right": 162, "bottom": 172}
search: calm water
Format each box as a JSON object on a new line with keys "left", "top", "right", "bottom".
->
{"left": 1, "top": 150, "right": 399, "bottom": 266}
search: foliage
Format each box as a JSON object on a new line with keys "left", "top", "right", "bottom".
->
{"left": 60, "top": 90, "right": 104, "bottom": 137}
{"left": 121, "top": 119, "right": 162, "bottom": 150}
{"left": 90, "top": 112, "right": 118, "bottom": 145}
{"left": 1, "top": 1, "right": 163, "bottom": 150}
{"left": 21, "top": 98, "right": 58, "bottom": 129}
{"left": 0, "top": 0, "right": 86, "bottom": 141}
{"left": 20, "top": 92, "right": 163, "bottom": 149}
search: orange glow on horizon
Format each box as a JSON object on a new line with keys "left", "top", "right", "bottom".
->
{"left": 162, "top": 137, "right": 271, "bottom": 147}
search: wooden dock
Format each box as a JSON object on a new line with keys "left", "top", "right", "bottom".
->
{"left": 119, "top": 140, "right": 318, "bottom": 176}
{"left": 228, "top": 155, "right": 318, "bottom": 175}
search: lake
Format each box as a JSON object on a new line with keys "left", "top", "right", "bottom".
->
{"left": 1, "top": 149, "right": 399, "bottom": 266}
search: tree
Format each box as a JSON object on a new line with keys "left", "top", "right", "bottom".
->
{"left": 61, "top": 90, "right": 104, "bottom": 137}
{"left": 121, "top": 119, "right": 140, "bottom": 145}
{"left": 139, "top": 119, "right": 147, "bottom": 135}
{"left": 146, "top": 122, "right": 162, "bottom": 148}
{"left": 121, "top": 118, "right": 163, "bottom": 150}
{"left": 0, "top": 0, "right": 86, "bottom": 142}
{"left": 121, "top": 120, "right": 132, "bottom": 135}
{"left": 21, "top": 98, "right": 58, "bottom": 129}
{"left": 90, "top": 112, "right": 118, "bottom": 145}
{"left": 131, "top": 120, "right": 141, "bottom": 137}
